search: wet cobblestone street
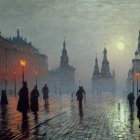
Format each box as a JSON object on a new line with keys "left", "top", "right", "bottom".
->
{"left": 0, "top": 92, "right": 140, "bottom": 140}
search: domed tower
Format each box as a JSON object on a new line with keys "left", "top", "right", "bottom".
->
{"left": 92, "top": 57, "right": 101, "bottom": 93}
{"left": 92, "top": 57, "right": 100, "bottom": 80}
{"left": 101, "top": 48, "right": 111, "bottom": 78}
{"left": 60, "top": 40, "right": 69, "bottom": 69}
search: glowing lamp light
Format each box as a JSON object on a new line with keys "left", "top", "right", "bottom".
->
{"left": 20, "top": 60, "right": 27, "bottom": 67}
{"left": 136, "top": 73, "right": 139, "bottom": 76}
{"left": 34, "top": 70, "right": 39, "bottom": 75}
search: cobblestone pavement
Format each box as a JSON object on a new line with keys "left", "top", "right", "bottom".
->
{"left": 0, "top": 92, "right": 140, "bottom": 140}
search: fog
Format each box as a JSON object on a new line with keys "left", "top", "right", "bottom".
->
{"left": 0, "top": 0, "right": 140, "bottom": 89}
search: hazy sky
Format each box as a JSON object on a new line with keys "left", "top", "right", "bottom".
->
{"left": 0, "top": 0, "right": 140, "bottom": 87}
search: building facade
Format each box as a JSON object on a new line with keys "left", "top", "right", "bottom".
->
{"left": 0, "top": 30, "right": 48, "bottom": 92}
{"left": 48, "top": 40, "right": 75, "bottom": 93}
{"left": 126, "top": 30, "right": 140, "bottom": 94}
{"left": 92, "top": 48, "right": 116, "bottom": 93}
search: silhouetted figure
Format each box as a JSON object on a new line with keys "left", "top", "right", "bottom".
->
{"left": 136, "top": 94, "right": 140, "bottom": 128}
{"left": 1, "top": 90, "right": 8, "bottom": 105}
{"left": 30, "top": 86, "right": 39, "bottom": 113}
{"left": 17, "top": 82, "right": 29, "bottom": 119}
{"left": 127, "top": 92, "right": 135, "bottom": 106}
{"left": 42, "top": 84, "right": 49, "bottom": 104}
{"left": 76, "top": 86, "right": 86, "bottom": 108}
{"left": 71, "top": 92, "right": 73, "bottom": 98}
{"left": 118, "top": 102, "right": 120, "bottom": 111}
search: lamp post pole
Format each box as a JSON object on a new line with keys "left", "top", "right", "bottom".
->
{"left": 35, "top": 74, "right": 37, "bottom": 87}
{"left": 34, "top": 71, "right": 38, "bottom": 87}
{"left": 20, "top": 60, "right": 26, "bottom": 84}
{"left": 132, "top": 66, "right": 135, "bottom": 95}
{"left": 136, "top": 73, "right": 139, "bottom": 96}
{"left": 22, "top": 66, "right": 24, "bottom": 84}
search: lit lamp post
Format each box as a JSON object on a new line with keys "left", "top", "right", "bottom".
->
{"left": 136, "top": 73, "right": 139, "bottom": 96}
{"left": 20, "top": 60, "right": 27, "bottom": 84}
{"left": 34, "top": 70, "right": 38, "bottom": 87}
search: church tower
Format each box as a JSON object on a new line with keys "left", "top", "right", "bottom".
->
{"left": 60, "top": 40, "right": 69, "bottom": 69}
{"left": 101, "top": 48, "right": 111, "bottom": 78}
{"left": 92, "top": 57, "right": 100, "bottom": 80}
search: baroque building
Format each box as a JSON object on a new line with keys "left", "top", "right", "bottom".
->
{"left": 48, "top": 40, "right": 75, "bottom": 93}
{"left": 92, "top": 48, "right": 116, "bottom": 93}
{"left": 0, "top": 30, "right": 48, "bottom": 92}
{"left": 126, "top": 30, "right": 140, "bottom": 94}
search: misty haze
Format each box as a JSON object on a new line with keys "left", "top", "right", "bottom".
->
{"left": 0, "top": 0, "right": 140, "bottom": 139}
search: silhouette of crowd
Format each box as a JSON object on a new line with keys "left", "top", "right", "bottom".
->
{"left": 16, "top": 82, "right": 49, "bottom": 119}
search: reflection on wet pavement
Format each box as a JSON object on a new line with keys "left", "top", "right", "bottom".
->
{"left": 0, "top": 93, "right": 140, "bottom": 139}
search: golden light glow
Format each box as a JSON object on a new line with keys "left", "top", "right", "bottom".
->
{"left": 136, "top": 73, "right": 139, "bottom": 76}
{"left": 34, "top": 70, "right": 39, "bottom": 75}
{"left": 117, "top": 42, "right": 125, "bottom": 51}
{"left": 20, "top": 60, "right": 27, "bottom": 67}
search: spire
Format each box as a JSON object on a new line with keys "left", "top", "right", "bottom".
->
{"left": 138, "top": 30, "right": 140, "bottom": 53}
{"left": 63, "top": 37, "right": 66, "bottom": 48}
{"left": 92, "top": 57, "right": 100, "bottom": 79}
{"left": 62, "top": 39, "right": 67, "bottom": 54}
{"left": 60, "top": 39, "right": 69, "bottom": 68}
{"left": 17, "top": 29, "right": 19, "bottom": 38}
{"left": 101, "top": 48, "right": 110, "bottom": 78}
{"left": 103, "top": 48, "right": 107, "bottom": 61}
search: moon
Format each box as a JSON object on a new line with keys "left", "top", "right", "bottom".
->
{"left": 117, "top": 42, "right": 125, "bottom": 51}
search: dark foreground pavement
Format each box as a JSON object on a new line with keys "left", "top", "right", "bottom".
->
{"left": 0, "top": 92, "right": 140, "bottom": 140}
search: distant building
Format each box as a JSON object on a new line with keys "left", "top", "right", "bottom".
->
{"left": 92, "top": 48, "right": 116, "bottom": 93}
{"left": 0, "top": 29, "right": 48, "bottom": 92}
{"left": 48, "top": 40, "right": 75, "bottom": 93}
{"left": 126, "top": 30, "right": 140, "bottom": 94}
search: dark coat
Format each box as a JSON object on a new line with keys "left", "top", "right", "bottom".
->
{"left": 17, "top": 87, "right": 29, "bottom": 113}
{"left": 76, "top": 88, "right": 85, "bottom": 101}
{"left": 30, "top": 88, "right": 39, "bottom": 112}
{"left": 136, "top": 96, "right": 140, "bottom": 119}
{"left": 42, "top": 86, "right": 49, "bottom": 99}
{"left": 1, "top": 90, "right": 8, "bottom": 105}
{"left": 127, "top": 93, "right": 135, "bottom": 105}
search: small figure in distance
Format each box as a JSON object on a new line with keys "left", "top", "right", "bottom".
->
{"left": 17, "top": 82, "right": 29, "bottom": 120}
{"left": 76, "top": 86, "right": 86, "bottom": 109}
{"left": 42, "top": 84, "right": 49, "bottom": 104}
{"left": 127, "top": 92, "right": 135, "bottom": 106}
{"left": 30, "top": 86, "right": 39, "bottom": 116}
{"left": 1, "top": 90, "right": 8, "bottom": 105}
{"left": 136, "top": 90, "right": 140, "bottom": 128}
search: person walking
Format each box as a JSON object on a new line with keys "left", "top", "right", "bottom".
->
{"left": 136, "top": 92, "right": 140, "bottom": 128}
{"left": 1, "top": 90, "right": 8, "bottom": 105}
{"left": 17, "top": 82, "right": 29, "bottom": 119}
{"left": 127, "top": 92, "right": 135, "bottom": 106}
{"left": 76, "top": 86, "right": 86, "bottom": 108}
{"left": 42, "top": 84, "right": 49, "bottom": 104}
{"left": 30, "top": 86, "right": 39, "bottom": 114}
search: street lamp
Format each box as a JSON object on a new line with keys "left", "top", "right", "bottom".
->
{"left": 136, "top": 73, "right": 139, "bottom": 96}
{"left": 20, "top": 60, "right": 27, "bottom": 84}
{"left": 34, "top": 70, "right": 38, "bottom": 87}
